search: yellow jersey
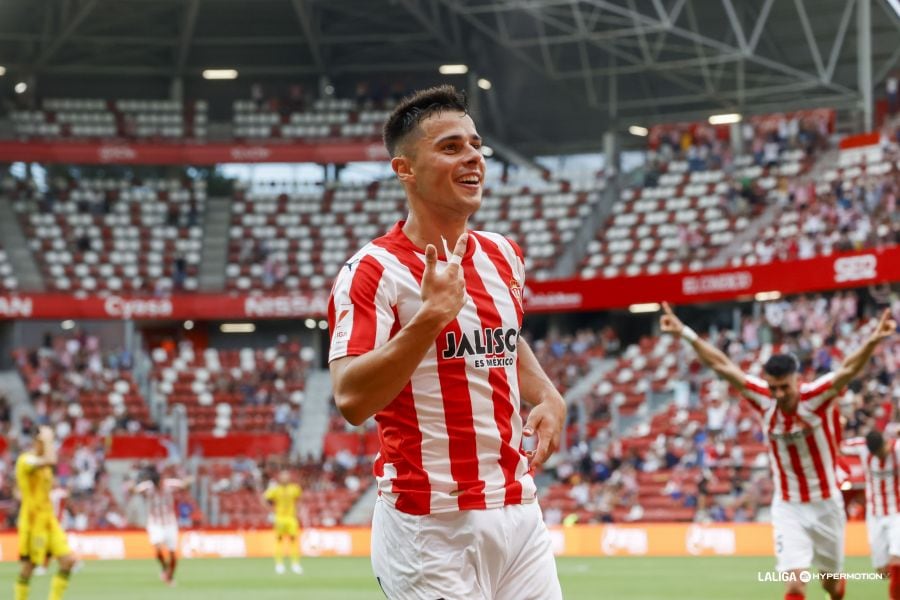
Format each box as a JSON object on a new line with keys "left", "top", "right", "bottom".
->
{"left": 15, "top": 452, "right": 54, "bottom": 522}
{"left": 264, "top": 483, "right": 301, "bottom": 520}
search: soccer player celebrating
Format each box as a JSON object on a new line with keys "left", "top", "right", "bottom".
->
{"left": 660, "top": 302, "right": 896, "bottom": 600}
{"left": 14, "top": 426, "right": 77, "bottom": 600}
{"left": 328, "top": 85, "right": 565, "bottom": 599}
{"left": 131, "top": 466, "right": 189, "bottom": 585}
{"left": 842, "top": 429, "right": 900, "bottom": 598}
{"left": 263, "top": 469, "right": 303, "bottom": 575}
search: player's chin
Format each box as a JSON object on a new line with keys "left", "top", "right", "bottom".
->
{"left": 456, "top": 191, "right": 482, "bottom": 213}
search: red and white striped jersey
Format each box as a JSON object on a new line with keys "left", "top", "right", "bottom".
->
{"left": 134, "top": 478, "right": 183, "bottom": 529}
{"left": 328, "top": 222, "right": 535, "bottom": 516}
{"left": 50, "top": 487, "right": 68, "bottom": 523}
{"left": 741, "top": 373, "right": 842, "bottom": 504}
{"left": 841, "top": 437, "right": 900, "bottom": 517}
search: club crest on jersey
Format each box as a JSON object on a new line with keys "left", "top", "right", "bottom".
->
{"left": 509, "top": 278, "right": 523, "bottom": 309}
{"left": 442, "top": 327, "right": 519, "bottom": 367}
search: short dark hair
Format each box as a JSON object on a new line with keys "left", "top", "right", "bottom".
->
{"left": 866, "top": 430, "right": 885, "bottom": 455}
{"left": 762, "top": 353, "right": 799, "bottom": 377}
{"left": 382, "top": 85, "right": 469, "bottom": 157}
{"left": 143, "top": 466, "right": 160, "bottom": 487}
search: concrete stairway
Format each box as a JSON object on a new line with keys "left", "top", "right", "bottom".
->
{"left": 197, "top": 196, "right": 232, "bottom": 292}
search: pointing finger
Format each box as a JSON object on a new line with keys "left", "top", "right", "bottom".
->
{"left": 447, "top": 232, "right": 468, "bottom": 268}
{"left": 662, "top": 301, "right": 674, "bottom": 316}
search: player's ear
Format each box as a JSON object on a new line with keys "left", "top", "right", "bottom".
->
{"left": 392, "top": 155, "right": 415, "bottom": 183}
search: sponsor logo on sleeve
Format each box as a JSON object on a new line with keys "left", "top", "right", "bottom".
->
{"left": 330, "top": 304, "right": 354, "bottom": 355}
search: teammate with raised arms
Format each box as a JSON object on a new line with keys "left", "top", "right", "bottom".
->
{"left": 660, "top": 302, "right": 896, "bottom": 600}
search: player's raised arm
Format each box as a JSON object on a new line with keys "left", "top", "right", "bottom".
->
{"left": 832, "top": 308, "right": 897, "bottom": 391}
{"left": 517, "top": 338, "right": 566, "bottom": 469}
{"left": 28, "top": 426, "right": 58, "bottom": 468}
{"left": 330, "top": 233, "right": 468, "bottom": 425}
{"left": 659, "top": 301, "right": 747, "bottom": 392}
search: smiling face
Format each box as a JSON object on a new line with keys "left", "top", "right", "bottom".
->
{"left": 392, "top": 110, "right": 486, "bottom": 221}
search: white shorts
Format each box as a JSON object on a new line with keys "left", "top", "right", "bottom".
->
{"left": 866, "top": 513, "right": 900, "bottom": 569}
{"left": 772, "top": 498, "right": 845, "bottom": 573}
{"left": 371, "top": 498, "right": 561, "bottom": 600}
{"left": 147, "top": 523, "right": 179, "bottom": 551}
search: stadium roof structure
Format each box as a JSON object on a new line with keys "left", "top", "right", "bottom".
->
{"left": 0, "top": 0, "right": 899, "bottom": 154}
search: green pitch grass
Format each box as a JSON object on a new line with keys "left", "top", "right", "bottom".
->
{"left": 0, "top": 556, "right": 886, "bottom": 599}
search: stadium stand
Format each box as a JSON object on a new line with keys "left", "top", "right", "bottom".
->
{"left": 7, "top": 175, "right": 204, "bottom": 293}
{"left": 10, "top": 98, "right": 208, "bottom": 140}
{"left": 579, "top": 150, "right": 808, "bottom": 278}
{"left": 12, "top": 331, "right": 151, "bottom": 434}
{"left": 150, "top": 343, "right": 309, "bottom": 434}
{"left": 0, "top": 243, "right": 19, "bottom": 291}
{"left": 733, "top": 138, "right": 900, "bottom": 266}
{"left": 226, "top": 174, "right": 605, "bottom": 292}
{"left": 232, "top": 97, "right": 388, "bottom": 141}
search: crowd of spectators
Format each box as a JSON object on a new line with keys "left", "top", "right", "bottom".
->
{"left": 646, "top": 110, "right": 832, "bottom": 177}
{"left": 756, "top": 142, "right": 900, "bottom": 263}
{"left": 13, "top": 329, "right": 145, "bottom": 442}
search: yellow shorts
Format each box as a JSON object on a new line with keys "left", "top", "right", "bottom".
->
{"left": 274, "top": 517, "right": 299, "bottom": 538}
{"left": 18, "top": 514, "right": 71, "bottom": 564}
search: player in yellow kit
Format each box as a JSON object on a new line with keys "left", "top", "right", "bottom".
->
{"left": 14, "top": 426, "right": 76, "bottom": 600}
{"left": 263, "top": 469, "right": 303, "bottom": 574}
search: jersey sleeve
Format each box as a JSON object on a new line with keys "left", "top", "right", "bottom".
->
{"left": 801, "top": 372, "right": 838, "bottom": 411}
{"left": 507, "top": 237, "right": 526, "bottom": 288}
{"left": 133, "top": 481, "right": 152, "bottom": 494}
{"left": 840, "top": 437, "right": 868, "bottom": 457}
{"left": 328, "top": 254, "right": 396, "bottom": 363}
{"left": 738, "top": 374, "right": 773, "bottom": 414}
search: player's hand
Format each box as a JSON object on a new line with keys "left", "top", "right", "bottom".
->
{"left": 659, "top": 301, "right": 684, "bottom": 335}
{"left": 37, "top": 425, "right": 54, "bottom": 444}
{"left": 523, "top": 397, "right": 566, "bottom": 470}
{"left": 870, "top": 308, "right": 897, "bottom": 343}
{"left": 418, "top": 233, "right": 468, "bottom": 330}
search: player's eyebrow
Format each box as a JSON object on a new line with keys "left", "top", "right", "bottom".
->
{"left": 433, "top": 133, "right": 481, "bottom": 146}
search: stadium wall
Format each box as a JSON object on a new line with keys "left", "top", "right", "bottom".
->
{"left": 527, "top": 247, "right": 899, "bottom": 312}
{"left": 0, "top": 524, "right": 874, "bottom": 561}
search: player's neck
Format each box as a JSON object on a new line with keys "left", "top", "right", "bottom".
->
{"left": 402, "top": 213, "right": 468, "bottom": 257}
{"left": 777, "top": 398, "right": 798, "bottom": 414}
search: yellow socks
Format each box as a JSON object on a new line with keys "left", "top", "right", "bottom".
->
{"left": 14, "top": 575, "right": 29, "bottom": 600}
{"left": 48, "top": 572, "right": 70, "bottom": 600}
{"left": 289, "top": 536, "right": 300, "bottom": 566}
{"left": 274, "top": 536, "right": 284, "bottom": 567}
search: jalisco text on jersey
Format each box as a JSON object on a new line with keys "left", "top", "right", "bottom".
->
{"left": 442, "top": 328, "right": 520, "bottom": 359}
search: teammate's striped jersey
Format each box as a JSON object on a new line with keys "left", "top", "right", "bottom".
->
{"left": 15, "top": 452, "right": 54, "bottom": 521}
{"left": 134, "top": 478, "right": 184, "bottom": 529}
{"left": 841, "top": 437, "right": 900, "bottom": 517}
{"left": 741, "top": 373, "right": 842, "bottom": 503}
{"left": 50, "top": 487, "right": 68, "bottom": 522}
{"left": 328, "top": 222, "right": 535, "bottom": 516}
